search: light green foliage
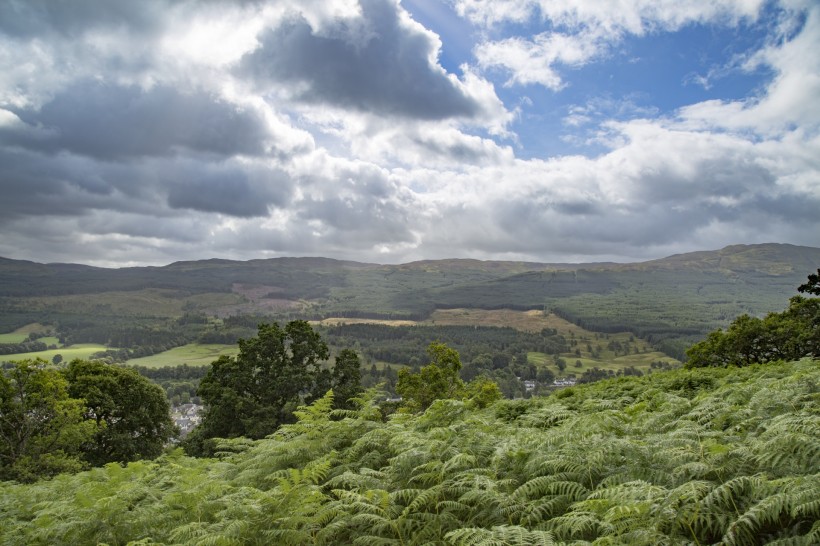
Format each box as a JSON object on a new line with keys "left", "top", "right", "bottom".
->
{"left": 0, "top": 360, "right": 818, "bottom": 544}
{"left": 397, "top": 344, "right": 506, "bottom": 411}
{"left": 462, "top": 375, "right": 502, "bottom": 409}
{"left": 0, "top": 360, "right": 97, "bottom": 482}
{"left": 62, "top": 359, "right": 177, "bottom": 466}
{"left": 396, "top": 342, "right": 464, "bottom": 412}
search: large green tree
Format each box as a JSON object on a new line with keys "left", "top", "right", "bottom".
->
{"left": 396, "top": 342, "right": 465, "bottom": 412}
{"left": 686, "top": 271, "right": 820, "bottom": 368}
{"left": 192, "top": 321, "right": 331, "bottom": 446}
{"left": 330, "top": 348, "right": 363, "bottom": 410}
{"left": 798, "top": 268, "right": 820, "bottom": 295}
{"left": 0, "top": 360, "right": 97, "bottom": 482}
{"left": 62, "top": 359, "right": 177, "bottom": 466}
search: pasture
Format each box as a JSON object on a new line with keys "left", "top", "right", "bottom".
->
{"left": 0, "top": 322, "right": 53, "bottom": 344}
{"left": 0, "top": 344, "right": 109, "bottom": 364}
{"left": 127, "top": 343, "right": 239, "bottom": 368}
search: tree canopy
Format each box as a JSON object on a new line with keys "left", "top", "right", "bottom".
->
{"left": 62, "top": 359, "right": 177, "bottom": 466}
{"left": 396, "top": 342, "right": 501, "bottom": 412}
{"left": 798, "top": 267, "right": 820, "bottom": 295}
{"left": 188, "top": 321, "right": 363, "bottom": 453}
{"left": 0, "top": 358, "right": 177, "bottom": 482}
{"left": 686, "top": 271, "right": 819, "bottom": 368}
{"left": 0, "top": 360, "right": 97, "bottom": 482}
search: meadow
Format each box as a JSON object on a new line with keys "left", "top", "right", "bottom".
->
{"left": 0, "top": 344, "right": 109, "bottom": 364}
{"left": 126, "top": 343, "right": 239, "bottom": 368}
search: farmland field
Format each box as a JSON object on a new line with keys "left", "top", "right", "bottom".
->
{"left": 0, "top": 344, "right": 108, "bottom": 363}
{"left": 126, "top": 343, "right": 239, "bottom": 368}
{"left": 0, "top": 322, "right": 53, "bottom": 343}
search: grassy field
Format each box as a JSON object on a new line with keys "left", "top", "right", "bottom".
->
{"left": 0, "top": 322, "right": 53, "bottom": 344}
{"left": 126, "top": 343, "right": 239, "bottom": 368}
{"left": 424, "top": 309, "right": 591, "bottom": 335}
{"left": 0, "top": 333, "right": 28, "bottom": 344}
{"left": 0, "top": 344, "right": 108, "bottom": 364}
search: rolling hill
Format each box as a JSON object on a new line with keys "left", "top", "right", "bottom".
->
{"left": 1, "top": 243, "right": 818, "bottom": 359}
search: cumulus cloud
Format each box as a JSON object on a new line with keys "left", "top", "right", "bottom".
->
{"left": 0, "top": 0, "right": 817, "bottom": 267}
{"left": 2, "top": 82, "right": 283, "bottom": 159}
{"left": 678, "top": 3, "right": 820, "bottom": 135}
{"left": 239, "top": 0, "right": 492, "bottom": 120}
{"left": 463, "top": 0, "right": 768, "bottom": 92}
{"left": 475, "top": 29, "right": 607, "bottom": 89}
{"left": 455, "top": 0, "right": 765, "bottom": 32}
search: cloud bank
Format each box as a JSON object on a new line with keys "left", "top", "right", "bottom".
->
{"left": 0, "top": 0, "right": 817, "bottom": 267}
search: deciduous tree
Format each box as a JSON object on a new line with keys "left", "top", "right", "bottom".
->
{"left": 330, "top": 348, "right": 363, "bottom": 410}
{"left": 687, "top": 271, "right": 820, "bottom": 368}
{"left": 191, "top": 321, "right": 331, "bottom": 449}
{"left": 63, "top": 359, "right": 177, "bottom": 465}
{"left": 396, "top": 342, "right": 467, "bottom": 412}
{"left": 0, "top": 360, "right": 97, "bottom": 482}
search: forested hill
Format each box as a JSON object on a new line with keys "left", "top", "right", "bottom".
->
{"left": 1, "top": 244, "right": 818, "bottom": 356}
{"left": 1, "top": 243, "right": 817, "bottom": 298}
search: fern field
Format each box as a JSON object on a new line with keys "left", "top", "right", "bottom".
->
{"left": 1, "top": 359, "right": 818, "bottom": 545}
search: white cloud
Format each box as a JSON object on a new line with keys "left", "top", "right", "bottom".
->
{"left": 475, "top": 29, "right": 605, "bottom": 89}
{"left": 462, "top": 0, "right": 768, "bottom": 92}
{"left": 455, "top": 0, "right": 765, "bottom": 33}
{"left": 0, "top": 0, "right": 817, "bottom": 267}
{"left": 678, "top": 3, "right": 820, "bottom": 136}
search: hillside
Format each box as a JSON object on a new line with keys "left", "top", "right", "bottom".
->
{"left": 1, "top": 359, "right": 817, "bottom": 544}
{"left": 1, "top": 243, "right": 818, "bottom": 359}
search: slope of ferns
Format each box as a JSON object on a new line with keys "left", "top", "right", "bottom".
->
{"left": 1, "top": 359, "right": 818, "bottom": 545}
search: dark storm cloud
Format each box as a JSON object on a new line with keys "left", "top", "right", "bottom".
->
{"left": 239, "top": 0, "right": 481, "bottom": 120}
{"left": 166, "top": 161, "right": 294, "bottom": 217}
{"left": 3, "top": 82, "right": 274, "bottom": 159}
{"left": 0, "top": 148, "right": 131, "bottom": 221}
{"left": 0, "top": 146, "right": 295, "bottom": 222}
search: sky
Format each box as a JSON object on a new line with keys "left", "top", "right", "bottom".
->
{"left": 0, "top": 0, "right": 818, "bottom": 268}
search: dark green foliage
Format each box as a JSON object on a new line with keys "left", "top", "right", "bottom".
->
{"left": 686, "top": 294, "right": 819, "bottom": 368}
{"left": 0, "top": 340, "right": 48, "bottom": 355}
{"left": 192, "top": 321, "right": 331, "bottom": 446}
{"left": 320, "top": 322, "right": 567, "bottom": 369}
{"left": 331, "top": 348, "right": 364, "bottom": 410}
{"left": 62, "top": 360, "right": 177, "bottom": 466}
{"left": 798, "top": 268, "right": 820, "bottom": 295}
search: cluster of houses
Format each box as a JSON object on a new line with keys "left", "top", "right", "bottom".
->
{"left": 521, "top": 377, "right": 577, "bottom": 392}
{"left": 172, "top": 403, "right": 203, "bottom": 436}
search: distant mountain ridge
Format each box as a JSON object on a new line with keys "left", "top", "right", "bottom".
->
{"left": 1, "top": 243, "right": 818, "bottom": 360}
{"left": 0, "top": 243, "right": 818, "bottom": 299}
{"left": 4, "top": 242, "right": 818, "bottom": 273}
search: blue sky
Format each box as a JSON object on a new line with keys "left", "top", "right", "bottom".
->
{"left": 0, "top": 0, "right": 818, "bottom": 267}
